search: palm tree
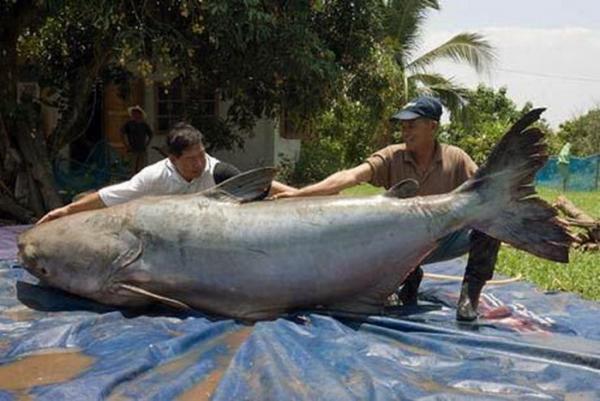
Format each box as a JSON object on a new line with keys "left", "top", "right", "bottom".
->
{"left": 383, "top": 0, "right": 496, "bottom": 116}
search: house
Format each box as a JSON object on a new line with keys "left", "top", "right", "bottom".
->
{"left": 102, "top": 79, "right": 301, "bottom": 173}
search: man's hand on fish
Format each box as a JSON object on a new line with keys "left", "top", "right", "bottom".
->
{"left": 270, "top": 189, "right": 300, "bottom": 200}
{"left": 36, "top": 206, "right": 70, "bottom": 225}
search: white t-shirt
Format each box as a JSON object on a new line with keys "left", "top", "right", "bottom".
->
{"left": 98, "top": 154, "right": 220, "bottom": 207}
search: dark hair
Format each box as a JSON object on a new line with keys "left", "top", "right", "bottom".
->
{"left": 166, "top": 122, "right": 204, "bottom": 157}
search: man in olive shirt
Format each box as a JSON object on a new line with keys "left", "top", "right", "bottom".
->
{"left": 121, "top": 105, "right": 154, "bottom": 174}
{"left": 275, "top": 96, "right": 501, "bottom": 321}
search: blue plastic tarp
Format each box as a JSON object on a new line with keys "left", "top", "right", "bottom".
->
{"left": 1, "top": 225, "right": 599, "bottom": 400}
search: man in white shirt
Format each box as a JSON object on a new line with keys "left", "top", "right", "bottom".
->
{"left": 38, "top": 122, "right": 294, "bottom": 224}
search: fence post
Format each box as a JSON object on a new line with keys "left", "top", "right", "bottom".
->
{"left": 596, "top": 154, "right": 600, "bottom": 191}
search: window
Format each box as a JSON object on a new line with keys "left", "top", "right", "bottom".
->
{"left": 156, "top": 81, "right": 184, "bottom": 134}
{"left": 155, "top": 80, "right": 218, "bottom": 134}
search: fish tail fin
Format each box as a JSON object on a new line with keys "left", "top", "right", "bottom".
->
{"left": 457, "top": 108, "right": 572, "bottom": 262}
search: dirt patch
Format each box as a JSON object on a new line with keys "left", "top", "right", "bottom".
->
{"left": 0, "top": 348, "right": 95, "bottom": 400}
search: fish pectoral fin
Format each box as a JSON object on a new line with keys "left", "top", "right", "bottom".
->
{"left": 113, "top": 230, "right": 143, "bottom": 269}
{"left": 201, "top": 167, "right": 277, "bottom": 203}
{"left": 117, "top": 284, "right": 192, "bottom": 311}
{"left": 383, "top": 179, "right": 419, "bottom": 199}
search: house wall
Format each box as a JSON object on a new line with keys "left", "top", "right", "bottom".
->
{"left": 204, "top": 100, "right": 301, "bottom": 172}
{"left": 215, "top": 120, "right": 300, "bottom": 171}
{"left": 274, "top": 132, "right": 301, "bottom": 167}
{"left": 211, "top": 116, "right": 277, "bottom": 170}
{"left": 145, "top": 85, "right": 167, "bottom": 164}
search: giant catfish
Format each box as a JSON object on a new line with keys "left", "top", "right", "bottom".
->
{"left": 18, "top": 109, "right": 571, "bottom": 320}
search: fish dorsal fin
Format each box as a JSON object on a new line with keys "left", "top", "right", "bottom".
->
{"left": 118, "top": 284, "right": 192, "bottom": 310}
{"left": 383, "top": 179, "right": 419, "bottom": 199}
{"left": 201, "top": 167, "right": 277, "bottom": 203}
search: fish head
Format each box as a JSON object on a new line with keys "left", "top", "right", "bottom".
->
{"left": 17, "top": 212, "right": 136, "bottom": 300}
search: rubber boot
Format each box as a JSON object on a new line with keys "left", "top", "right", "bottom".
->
{"left": 456, "top": 277, "right": 485, "bottom": 321}
{"left": 398, "top": 266, "right": 424, "bottom": 306}
{"left": 457, "top": 231, "right": 500, "bottom": 321}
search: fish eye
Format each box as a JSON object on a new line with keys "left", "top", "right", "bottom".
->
{"left": 39, "top": 267, "right": 49, "bottom": 276}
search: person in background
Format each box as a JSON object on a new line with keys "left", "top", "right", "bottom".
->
{"left": 121, "top": 105, "right": 154, "bottom": 174}
{"left": 274, "top": 96, "right": 501, "bottom": 321}
{"left": 38, "top": 122, "right": 295, "bottom": 225}
{"left": 557, "top": 142, "right": 571, "bottom": 192}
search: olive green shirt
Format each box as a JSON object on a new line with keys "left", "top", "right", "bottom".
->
{"left": 366, "top": 142, "right": 478, "bottom": 196}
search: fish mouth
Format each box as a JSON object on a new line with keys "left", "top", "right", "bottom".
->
{"left": 19, "top": 257, "right": 51, "bottom": 279}
{"left": 17, "top": 242, "right": 51, "bottom": 279}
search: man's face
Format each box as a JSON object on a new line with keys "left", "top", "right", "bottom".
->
{"left": 131, "top": 110, "right": 144, "bottom": 122}
{"left": 170, "top": 144, "right": 207, "bottom": 181}
{"left": 399, "top": 117, "right": 437, "bottom": 151}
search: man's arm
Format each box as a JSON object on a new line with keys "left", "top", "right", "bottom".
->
{"left": 273, "top": 163, "right": 373, "bottom": 199}
{"left": 36, "top": 192, "right": 106, "bottom": 225}
{"left": 269, "top": 180, "right": 297, "bottom": 196}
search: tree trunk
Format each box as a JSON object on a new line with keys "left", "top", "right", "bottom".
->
{"left": 555, "top": 195, "right": 596, "bottom": 225}
{"left": 0, "top": 193, "right": 35, "bottom": 224}
{"left": 14, "top": 104, "right": 63, "bottom": 212}
{"left": 555, "top": 195, "right": 599, "bottom": 248}
{"left": 0, "top": 2, "right": 65, "bottom": 221}
{"left": 0, "top": 111, "right": 22, "bottom": 179}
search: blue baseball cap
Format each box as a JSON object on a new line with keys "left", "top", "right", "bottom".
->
{"left": 390, "top": 96, "right": 443, "bottom": 121}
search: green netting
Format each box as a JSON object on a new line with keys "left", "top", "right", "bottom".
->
{"left": 536, "top": 154, "right": 600, "bottom": 191}
{"left": 53, "top": 141, "right": 132, "bottom": 201}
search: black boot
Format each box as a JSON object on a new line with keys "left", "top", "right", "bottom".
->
{"left": 456, "top": 277, "right": 485, "bottom": 321}
{"left": 457, "top": 231, "right": 501, "bottom": 321}
{"left": 398, "top": 266, "right": 424, "bottom": 306}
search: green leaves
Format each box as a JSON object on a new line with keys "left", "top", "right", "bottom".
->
{"left": 407, "top": 32, "right": 496, "bottom": 74}
{"left": 409, "top": 73, "right": 470, "bottom": 115}
{"left": 383, "top": 0, "right": 439, "bottom": 58}
{"left": 557, "top": 108, "right": 600, "bottom": 156}
{"left": 439, "top": 85, "right": 551, "bottom": 164}
{"left": 381, "top": 2, "right": 496, "bottom": 117}
{"left": 13, "top": 0, "right": 501, "bottom": 164}
{"left": 14, "top": 0, "right": 389, "bottom": 152}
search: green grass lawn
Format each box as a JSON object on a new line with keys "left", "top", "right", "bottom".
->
{"left": 343, "top": 184, "right": 600, "bottom": 301}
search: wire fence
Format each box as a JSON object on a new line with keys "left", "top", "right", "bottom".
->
{"left": 536, "top": 154, "right": 600, "bottom": 191}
